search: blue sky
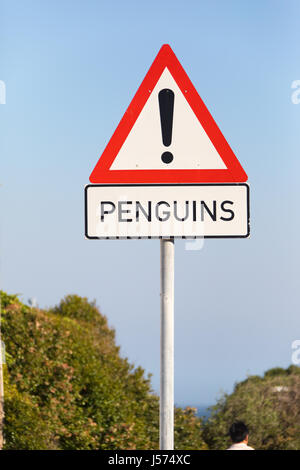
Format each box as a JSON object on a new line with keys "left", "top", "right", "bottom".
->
{"left": 1, "top": 0, "right": 300, "bottom": 405}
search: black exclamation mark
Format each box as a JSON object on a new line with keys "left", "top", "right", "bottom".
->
{"left": 158, "top": 89, "right": 174, "bottom": 164}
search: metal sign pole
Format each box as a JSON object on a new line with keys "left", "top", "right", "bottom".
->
{"left": 160, "top": 238, "right": 174, "bottom": 450}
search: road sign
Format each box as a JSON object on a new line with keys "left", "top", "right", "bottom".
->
{"left": 85, "top": 183, "right": 249, "bottom": 239}
{"left": 85, "top": 44, "right": 250, "bottom": 450}
{"left": 89, "top": 44, "right": 247, "bottom": 184}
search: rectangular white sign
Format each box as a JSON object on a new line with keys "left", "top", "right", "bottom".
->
{"left": 85, "top": 184, "right": 249, "bottom": 239}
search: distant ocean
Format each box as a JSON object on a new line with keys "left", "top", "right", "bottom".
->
{"left": 196, "top": 405, "right": 211, "bottom": 420}
{"left": 177, "top": 404, "right": 212, "bottom": 420}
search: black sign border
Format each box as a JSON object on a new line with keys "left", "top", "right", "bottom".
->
{"left": 84, "top": 183, "right": 250, "bottom": 240}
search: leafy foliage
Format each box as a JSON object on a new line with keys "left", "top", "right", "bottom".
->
{"left": 1, "top": 292, "right": 206, "bottom": 450}
{"left": 175, "top": 407, "right": 207, "bottom": 450}
{"left": 203, "top": 366, "right": 300, "bottom": 450}
{"left": 3, "top": 291, "right": 298, "bottom": 450}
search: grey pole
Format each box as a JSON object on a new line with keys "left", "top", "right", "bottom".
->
{"left": 160, "top": 238, "right": 174, "bottom": 450}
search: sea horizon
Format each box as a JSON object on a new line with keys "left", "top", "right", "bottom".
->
{"left": 176, "top": 404, "right": 212, "bottom": 419}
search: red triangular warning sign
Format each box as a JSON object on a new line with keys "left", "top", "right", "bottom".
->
{"left": 89, "top": 44, "right": 247, "bottom": 184}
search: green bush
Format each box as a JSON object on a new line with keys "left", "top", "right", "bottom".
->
{"left": 1, "top": 291, "right": 206, "bottom": 450}
{"left": 203, "top": 367, "right": 300, "bottom": 450}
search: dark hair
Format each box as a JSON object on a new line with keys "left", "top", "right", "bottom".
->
{"left": 229, "top": 421, "right": 249, "bottom": 443}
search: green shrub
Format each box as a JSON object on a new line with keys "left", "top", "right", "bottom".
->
{"left": 203, "top": 367, "right": 300, "bottom": 450}
{"left": 1, "top": 291, "right": 206, "bottom": 450}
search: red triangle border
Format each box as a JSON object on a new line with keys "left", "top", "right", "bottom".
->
{"left": 89, "top": 44, "right": 248, "bottom": 184}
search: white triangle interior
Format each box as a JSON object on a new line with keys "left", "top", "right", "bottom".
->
{"left": 110, "top": 68, "right": 227, "bottom": 170}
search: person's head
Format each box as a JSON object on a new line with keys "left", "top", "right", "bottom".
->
{"left": 229, "top": 421, "right": 249, "bottom": 444}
